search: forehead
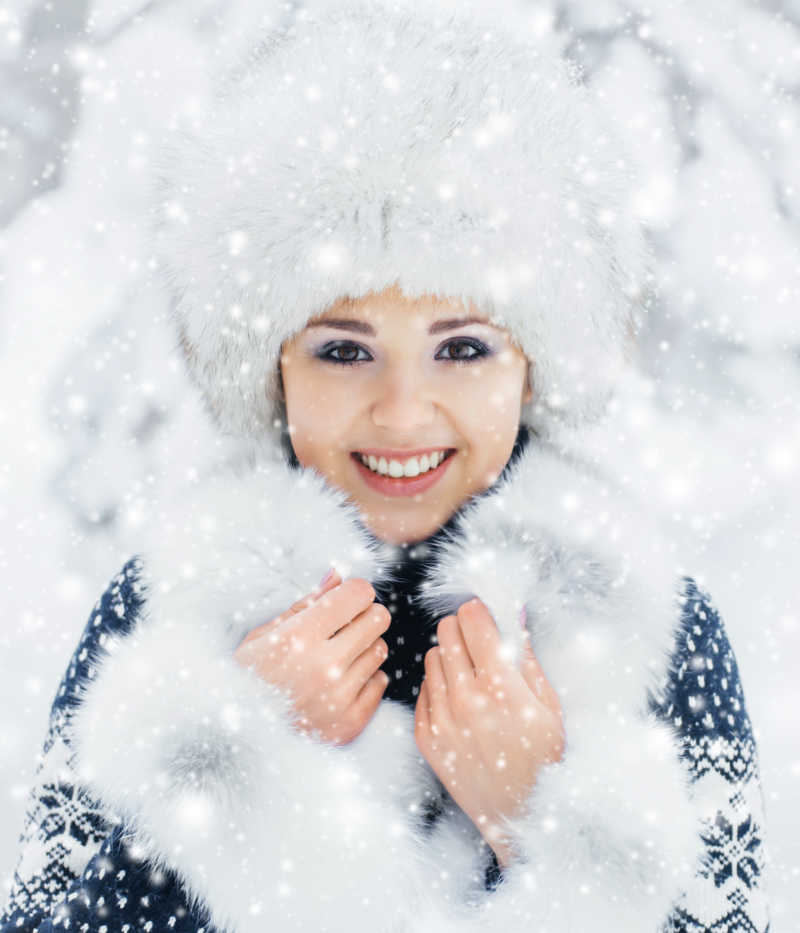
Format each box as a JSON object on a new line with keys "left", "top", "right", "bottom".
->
{"left": 311, "top": 285, "right": 491, "bottom": 328}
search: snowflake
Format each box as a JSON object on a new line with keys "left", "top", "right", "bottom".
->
{"left": 700, "top": 811, "right": 762, "bottom": 889}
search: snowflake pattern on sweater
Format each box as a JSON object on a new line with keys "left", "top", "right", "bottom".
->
{"left": 0, "top": 559, "right": 770, "bottom": 932}
{"left": 652, "top": 583, "right": 771, "bottom": 932}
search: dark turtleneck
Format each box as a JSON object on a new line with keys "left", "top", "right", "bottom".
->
{"left": 373, "top": 516, "right": 458, "bottom": 706}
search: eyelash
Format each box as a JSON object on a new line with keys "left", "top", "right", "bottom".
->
{"left": 316, "top": 338, "right": 492, "bottom": 367}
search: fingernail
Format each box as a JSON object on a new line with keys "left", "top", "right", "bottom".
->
{"left": 318, "top": 567, "right": 336, "bottom": 589}
{"left": 519, "top": 606, "right": 528, "bottom": 630}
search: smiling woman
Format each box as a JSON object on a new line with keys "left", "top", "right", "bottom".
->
{"left": 0, "top": 2, "right": 770, "bottom": 932}
{"left": 279, "top": 284, "right": 532, "bottom": 544}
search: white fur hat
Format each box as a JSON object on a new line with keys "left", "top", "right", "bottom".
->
{"left": 152, "top": 0, "right": 651, "bottom": 448}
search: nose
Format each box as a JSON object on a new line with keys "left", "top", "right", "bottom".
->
{"left": 370, "top": 362, "right": 436, "bottom": 433}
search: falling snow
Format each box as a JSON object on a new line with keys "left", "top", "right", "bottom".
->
{"left": 0, "top": 0, "right": 797, "bottom": 930}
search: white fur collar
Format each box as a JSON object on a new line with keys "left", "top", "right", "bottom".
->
{"left": 71, "top": 437, "right": 703, "bottom": 932}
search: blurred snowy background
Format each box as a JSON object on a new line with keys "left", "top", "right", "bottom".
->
{"left": 0, "top": 0, "right": 798, "bottom": 925}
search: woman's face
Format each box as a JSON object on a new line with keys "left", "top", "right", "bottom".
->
{"left": 280, "top": 283, "right": 532, "bottom": 545}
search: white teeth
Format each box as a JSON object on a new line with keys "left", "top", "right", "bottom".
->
{"left": 358, "top": 449, "right": 451, "bottom": 476}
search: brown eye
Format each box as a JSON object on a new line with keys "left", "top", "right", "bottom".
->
{"left": 317, "top": 341, "right": 372, "bottom": 366}
{"left": 335, "top": 345, "right": 360, "bottom": 361}
{"left": 436, "top": 338, "right": 490, "bottom": 362}
{"left": 317, "top": 338, "right": 489, "bottom": 366}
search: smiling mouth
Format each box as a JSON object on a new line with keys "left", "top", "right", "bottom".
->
{"left": 349, "top": 447, "right": 458, "bottom": 498}
{"left": 350, "top": 448, "right": 457, "bottom": 478}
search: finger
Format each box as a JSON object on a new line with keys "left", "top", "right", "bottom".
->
{"left": 424, "top": 646, "right": 449, "bottom": 725}
{"left": 436, "top": 615, "right": 474, "bottom": 689}
{"left": 415, "top": 679, "right": 431, "bottom": 737}
{"left": 237, "top": 571, "right": 343, "bottom": 648}
{"left": 520, "top": 637, "right": 561, "bottom": 713}
{"left": 351, "top": 668, "right": 390, "bottom": 722}
{"left": 301, "top": 577, "right": 377, "bottom": 638}
{"left": 456, "top": 598, "right": 503, "bottom": 676}
{"left": 340, "top": 636, "right": 389, "bottom": 699}
{"left": 329, "top": 602, "right": 391, "bottom": 665}
{"left": 287, "top": 568, "right": 343, "bottom": 614}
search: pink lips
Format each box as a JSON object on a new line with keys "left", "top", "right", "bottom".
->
{"left": 351, "top": 450, "right": 456, "bottom": 497}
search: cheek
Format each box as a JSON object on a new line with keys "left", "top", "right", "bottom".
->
{"left": 282, "top": 362, "right": 360, "bottom": 461}
{"left": 459, "top": 363, "right": 525, "bottom": 425}
{"left": 455, "top": 364, "right": 525, "bottom": 469}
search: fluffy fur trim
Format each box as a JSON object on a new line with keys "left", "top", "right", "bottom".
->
{"left": 409, "top": 716, "right": 699, "bottom": 931}
{"left": 71, "top": 462, "right": 442, "bottom": 933}
{"left": 413, "top": 433, "right": 700, "bottom": 928}
{"left": 151, "top": 0, "right": 651, "bottom": 446}
{"left": 71, "top": 442, "right": 704, "bottom": 932}
{"left": 73, "top": 638, "right": 443, "bottom": 933}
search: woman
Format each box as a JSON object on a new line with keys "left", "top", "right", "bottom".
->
{"left": 1, "top": 2, "right": 769, "bottom": 931}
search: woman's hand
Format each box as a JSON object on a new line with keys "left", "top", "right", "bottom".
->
{"left": 414, "top": 598, "right": 565, "bottom": 868}
{"left": 233, "top": 571, "right": 391, "bottom": 746}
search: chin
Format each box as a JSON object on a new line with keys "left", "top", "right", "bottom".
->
{"left": 364, "top": 508, "right": 454, "bottom": 547}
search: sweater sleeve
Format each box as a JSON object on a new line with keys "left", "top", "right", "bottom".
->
{"left": 0, "top": 559, "right": 213, "bottom": 933}
{"left": 652, "top": 578, "right": 771, "bottom": 932}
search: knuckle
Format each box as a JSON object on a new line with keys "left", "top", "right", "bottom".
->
{"left": 372, "top": 603, "right": 391, "bottom": 628}
{"left": 349, "top": 578, "right": 376, "bottom": 605}
{"left": 375, "top": 637, "right": 389, "bottom": 660}
{"left": 334, "top": 723, "right": 357, "bottom": 746}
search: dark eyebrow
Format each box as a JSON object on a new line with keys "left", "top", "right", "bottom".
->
{"left": 305, "top": 315, "right": 493, "bottom": 336}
